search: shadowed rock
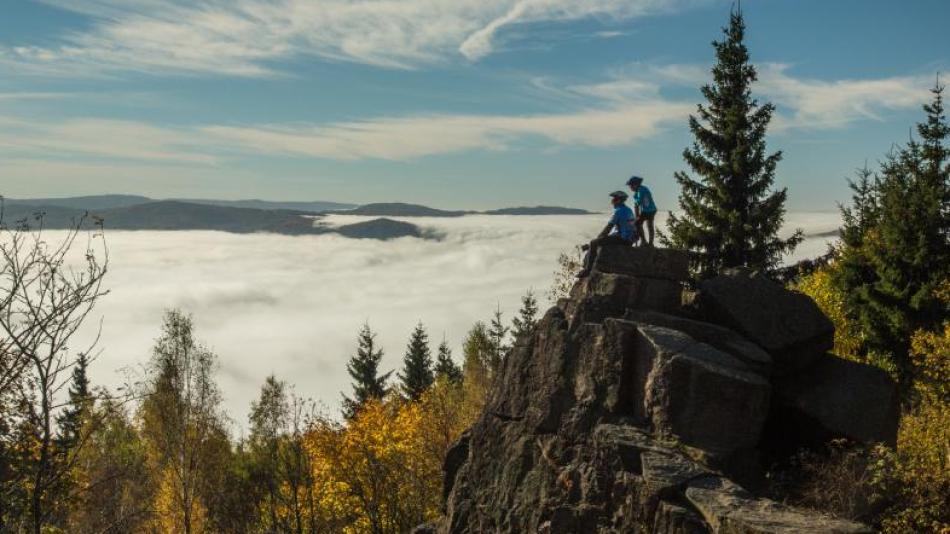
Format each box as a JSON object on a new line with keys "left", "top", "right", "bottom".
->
{"left": 637, "top": 325, "right": 771, "bottom": 454}
{"left": 697, "top": 268, "right": 834, "bottom": 375}
{"left": 767, "top": 354, "right": 899, "bottom": 450}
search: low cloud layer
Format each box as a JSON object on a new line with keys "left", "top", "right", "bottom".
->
{"left": 63, "top": 213, "right": 839, "bottom": 432}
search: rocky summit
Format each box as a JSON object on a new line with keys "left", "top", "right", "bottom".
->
{"left": 416, "top": 245, "right": 897, "bottom": 534}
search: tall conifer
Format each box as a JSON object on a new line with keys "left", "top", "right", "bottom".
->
{"left": 666, "top": 8, "right": 801, "bottom": 279}
{"left": 511, "top": 290, "right": 539, "bottom": 341}
{"left": 434, "top": 339, "right": 463, "bottom": 384}
{"left": 342, "top": 323, "right": 391, "bottom": 418}
{"left": 834, "top": 82, "right": 950, "bottom": 391}
{"left": 487, "top": 306, "right": 509, "bottom": 372}
{"left": 55, "top": 353, "right": 91, "bottom": 452}
{"left": 399, "top": 322, "right": 434, "bottom": 401}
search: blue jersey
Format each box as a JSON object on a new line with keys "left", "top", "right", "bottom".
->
{"left": 634, "top": 186, "right": 657, "bottom": 214}
{"left": 608, "top": 204, "right": 635, "bottom": 241}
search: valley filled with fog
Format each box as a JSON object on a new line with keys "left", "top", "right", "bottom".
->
{"left": 70, "top": 211, "right": 840, "bottom": 429}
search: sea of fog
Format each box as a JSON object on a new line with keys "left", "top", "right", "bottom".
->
{"left": 62, "top": 212, "right": 839, "bottom": 432}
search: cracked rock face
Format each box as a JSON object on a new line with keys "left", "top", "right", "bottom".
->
{"left": 425, "top": 246, "right": 889, "bottom": 533}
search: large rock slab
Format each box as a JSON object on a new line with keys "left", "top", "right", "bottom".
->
{"left": 768, "top": 354, "right": 899, "bottom": 449}
{"left": 592, "top": 246, "right": 690, "bottom": 282}
{"left": 637, "top": 325, "right": 771, "bottom": 454}
{"left": 685, "top": 476, "right": 873, "bottom": 534}
{"left": 626, "top": 310, "right": 772, "bottom": 376}
{"left": 566, "top": 271, "right": 683, "bottom": 324}
{"left": 697, "top": 269, "right": 834, "bottom": 375}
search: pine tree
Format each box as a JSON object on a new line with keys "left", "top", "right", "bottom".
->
{"left": 666, "top": 8, "right": 802, "bottom": 279}
{"left": 434, "top": 339, "right": 463, "bottom": 384}
{"left": 839, "top": 166, "right": 880, "bottom": 249}
{"left": 342, "top": 323, "right": 392, "bottom": 418}
{"left": 55, "top": 352, "right": 92, "bottom": 453}
{"left": 487, "top": 306, "right": 509, "bottom": 372}
{"left": 399, "top": 322, "right": 434, "bottom": 401}
{"left": 511, "top": 290, "right": 539, "bottom": 340}
{"left": 833, "top": 82, "right": 950, "bottom": 393}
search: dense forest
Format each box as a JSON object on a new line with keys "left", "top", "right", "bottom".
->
{"left": 2, "top": 9, "right": 948, "bottom": 534}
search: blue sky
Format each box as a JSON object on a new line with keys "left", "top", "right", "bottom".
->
{"left": 0, "top": 0, "right": 947, "bottom": 210}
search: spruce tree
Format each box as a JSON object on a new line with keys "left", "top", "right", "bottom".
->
{"left": 434, "top": 339, "right": 463, "bottom": 384}
{"left": 487, "top": 306, "right": 509, "bottom": 372}
{"left": 342, "top": 323, "right": 391, "bottom": 419}
{"left": 666, "top": 8, "right": 802, "bottom": 279}
{"left": 399, "top": 322, "right": 434, "bottom": 401}
{"left": 55, "top": 353, "right": 91, "bottom": 452}
{"left": 511, "top": 290, "right": 539, "bottom": 340}
{"left": 834, "top": 82, "right": 950, "bottom": 392}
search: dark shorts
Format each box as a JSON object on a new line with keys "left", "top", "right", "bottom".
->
{"left": 637, "top": 211, "right": 656, "bottom": 223}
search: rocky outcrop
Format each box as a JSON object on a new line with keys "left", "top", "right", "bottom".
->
{"left": 695, "top": 268, "right": 834, "bottom": 375}
{"left": 425, "top": 246, "right": 893, "bottom": 533}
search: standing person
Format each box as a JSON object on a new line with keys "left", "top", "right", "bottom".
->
{"left": 577, "top": 191, "right": 635, "bottom": 278}
{"left": 627, "top": 175, "right": 657, "bottom": 247}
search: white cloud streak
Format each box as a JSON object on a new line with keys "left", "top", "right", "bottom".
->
{"left": 0, "top": 117, "right": 217, "bottom": 164}
{"left": 0, "top": 56, "right": 934, "bottom": 165}
{"left": 757, "top": 64, "right": 932, "bottom": 131}
{"left": 0, "top": 94, "right": 691, "bottom": 163}
{"left": 583, "top": 62, "right": 934, "bottom": 131}
{"left": 1, "top": 0, "right": 697, "bottom": 77}
{"left": 201, "top": 100, "right": 692, "bottom": 160}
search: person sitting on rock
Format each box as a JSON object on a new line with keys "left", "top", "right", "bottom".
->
{"left": 577, "top": 191, "right": 636, "bottom": 278}
{"left": 627, "top": 175, "right": 657, "bottom": 247}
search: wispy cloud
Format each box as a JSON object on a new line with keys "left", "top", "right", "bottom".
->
{"left": 0, "top": 92, "right": 72, "bottom": 100}
{"left": 0, "top": 95, "right": 690, "bottom": 163}
{"left": 2, "top": 0, "right": 702, "bottom": 77}
{"left": 458, "top": 0, "right": 693, "bottom": 61}
{"left": 0, "top": 117, "right": 217, "bottom": 164}
{"left": 201, "top": 100, "right": 692, "bottom": 160}
{"left": 0, "top": 58, "right": 935, "bottom": 165}
{"left": 579, "top": 62, "right": 934, "bottom": 131}
{"left": 757, "top": 64, "right": 932, "bottom": 130}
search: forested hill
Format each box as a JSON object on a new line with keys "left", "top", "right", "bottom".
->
{"left": 4, "top": 195, "right": 355, "bottom": 213}
{"left": 481, "top": 205, "right": 593, "bottom": 215}
{"left": 327, "top": 202, "right": 594, "bottom": 217}
{"left": 1, "top": 200, "right": 426, "bottom": 240}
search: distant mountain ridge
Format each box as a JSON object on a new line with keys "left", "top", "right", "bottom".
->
{"left": 172, "top": 198, "right": 356, "bottom": 212}
{"left": 329, "top": 203, "right": 470, "bottom": 217}
{"left": 1, "top": 195, "right": 592, "bottom": 239}
{"left": 329, "top": 202, "right": 593, "bottom": 217}
{"left": 4, "top": 195, "right": 355, "bottom": 213}
{"left": 481, "top": 205, "right": 592, "bottom": 215}
{"left": 4, "top": 196, "right": 592, "bottom": 217}
{"left": 4, "top": 194, "right": 153, "bottom": 210}
{"left": 0, "top": 200, "right": 423, "bottom": 240}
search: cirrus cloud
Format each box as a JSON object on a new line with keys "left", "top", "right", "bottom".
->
{"left": 2, "top": 0, "right": 705, "bottom": 77}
